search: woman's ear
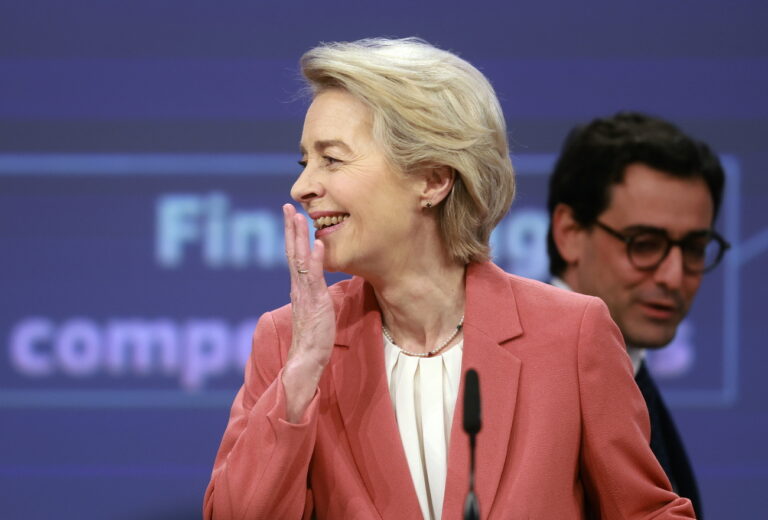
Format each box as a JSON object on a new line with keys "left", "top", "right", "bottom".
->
{"left": 551, "top": 203, "right": 585, "bottom": 265}
{"left": 419, "top": 165, "right": 455, "bottom": 208}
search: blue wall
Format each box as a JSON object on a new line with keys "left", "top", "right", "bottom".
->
{"left": 2, "top": 1, "right": 767, "bottom": 518}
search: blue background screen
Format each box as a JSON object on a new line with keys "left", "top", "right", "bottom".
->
{"left": 2, "top": 1, "right": 767, "bottom": 518}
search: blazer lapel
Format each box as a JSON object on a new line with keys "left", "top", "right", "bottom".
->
{"left": 330, "top": 263, "right": 524, "bottom": 519}
{"left": 443, "top": 262, "right": 524, "bottom": 519}
{"left": 330, "top": 278, "right": 423, "bottom": 519}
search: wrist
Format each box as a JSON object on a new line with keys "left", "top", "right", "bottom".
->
{"left": 281, "top": 356, "right": 325, "bottom": 423}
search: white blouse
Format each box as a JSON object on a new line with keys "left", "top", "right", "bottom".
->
{"left": 383, "top": 335, "right": 464, "bottom": 520}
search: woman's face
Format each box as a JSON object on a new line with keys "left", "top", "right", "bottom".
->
{"left": 292, "top": 89, "right": 422, "bottom": 276}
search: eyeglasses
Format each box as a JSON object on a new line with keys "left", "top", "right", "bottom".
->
{"left": 594, "top": 221, "right": 730, "bottom": 273}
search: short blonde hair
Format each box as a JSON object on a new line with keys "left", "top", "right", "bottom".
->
{"left": 300, "top": 37, "right": 515, "bottom": 264}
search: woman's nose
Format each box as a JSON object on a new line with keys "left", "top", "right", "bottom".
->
{"left": 290, "top": 163, "right": 324, "bottom": 203}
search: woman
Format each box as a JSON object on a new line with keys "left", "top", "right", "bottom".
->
{"left": 204, "top": 38, "right": 695, "bottom": 519}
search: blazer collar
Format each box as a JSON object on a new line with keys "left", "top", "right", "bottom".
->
{"left": 462, "top": 261, "right": 523, "bottom": 344}
{"left": 331, "top": 262, "right": 524, "bottom": 518}
{"left": 444, "top": 262, "right": 523, "bottom": 517}
{"left": 334, "top": 261, "right": 523, "bottom": 348}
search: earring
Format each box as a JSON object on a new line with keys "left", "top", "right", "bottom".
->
{"left": 424, "top": 201, "right": 433, "bottom": 209}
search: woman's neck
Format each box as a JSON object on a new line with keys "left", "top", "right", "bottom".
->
{"left": 371, "top": 260, "right": 466, "bottom": 355}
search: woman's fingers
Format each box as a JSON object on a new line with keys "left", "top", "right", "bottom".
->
{"left": 292, "top": 212, "right": 311, "bottom": 278}
{"left": 284, "top": 204, "right": 325, "bottom": 292}
{"left": 309, "top": 239, "right": 325, "bottom": 281}
{"left": 283, "top": 203, "right": 297, "bottom": 285}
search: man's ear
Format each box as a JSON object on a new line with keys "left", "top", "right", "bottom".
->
{"left": 551, "top": 203, "right": 586, "bottom": 265}
{"left": 419, "top": 165, "right": 455, "bottom": 207}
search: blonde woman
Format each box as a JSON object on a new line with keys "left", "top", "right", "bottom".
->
{"left": 204, "top": 38, "right": 695, "bottom": 520}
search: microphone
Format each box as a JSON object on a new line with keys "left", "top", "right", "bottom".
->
{"left": 463, "top": 368, "right": 481, "bottom": 520}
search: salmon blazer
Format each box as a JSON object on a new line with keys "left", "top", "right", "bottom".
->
{"left": 205, "top": 262, "right": 695, "bottom": 519}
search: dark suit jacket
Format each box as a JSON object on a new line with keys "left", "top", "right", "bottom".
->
{"left": 635, "top": 362, "right": 703, "bottom": 518}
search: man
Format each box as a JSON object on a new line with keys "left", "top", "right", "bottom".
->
{"left": 547, "top": 112, "right": 729, "bottom": 518}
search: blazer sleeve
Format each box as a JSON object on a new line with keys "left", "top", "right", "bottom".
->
{"left": 577, "top": 297, "right": 696, "bottom": 519}
{"left": 203, "top": 310, "right": 318, "bottom": 520}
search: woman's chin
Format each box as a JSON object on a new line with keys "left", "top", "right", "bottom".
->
{"left": 322, "top": 256, "right": 345, "bottom": 274}
{"left": 323, "top": 256, "right": 360, "bottom": 277}
{"left": 323, "top": 264, "right": 341, "bottom": 274}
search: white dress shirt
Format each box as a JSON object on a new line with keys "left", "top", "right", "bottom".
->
{"left": 383, "top": 335, "right": 463, "bottom": 520}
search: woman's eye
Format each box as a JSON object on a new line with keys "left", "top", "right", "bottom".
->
{"left": 323, "top": 155, "right": 341, "bottom": 165}
{"left": 297, "top": 159, "right": 308, "bottom": 168}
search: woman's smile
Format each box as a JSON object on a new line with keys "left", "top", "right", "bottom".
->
{"left": 312, "top": 213, "right": 350, "bottom": 237}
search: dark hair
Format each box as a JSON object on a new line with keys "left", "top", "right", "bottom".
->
{"left": 546, "top": 112, "right": 725, "bottom": 277}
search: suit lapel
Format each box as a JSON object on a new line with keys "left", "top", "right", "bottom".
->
{"left": 330, "top": 278, "right": 422, "bottom": 518}
{"left": 330, "top": 263, "right": 525, "bottom": 519}
{"left": 443, "top": 262, "right": 524, "bottom": 519}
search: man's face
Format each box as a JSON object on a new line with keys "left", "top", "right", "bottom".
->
{"left": 565, "top": 163, "right": 714, "bottom": 349}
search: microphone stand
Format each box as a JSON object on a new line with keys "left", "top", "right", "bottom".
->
{"left": 463, "top": 369, "right": 481, "bottom": 520}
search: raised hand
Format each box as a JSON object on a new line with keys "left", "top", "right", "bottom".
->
{"left": 281, "top": 203, "right": 336, "bottom": 422}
